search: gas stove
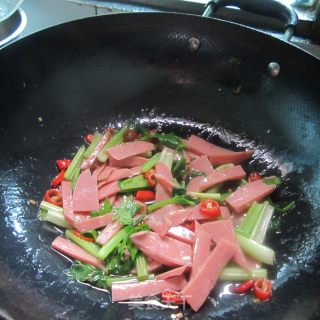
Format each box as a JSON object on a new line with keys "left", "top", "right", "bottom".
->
{"left": 1, "top": 0, "right": 320, "bottom": 58}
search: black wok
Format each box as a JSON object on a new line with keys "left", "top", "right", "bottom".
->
{"left": 0, "top": 8, "right": 320, "bottom": 320}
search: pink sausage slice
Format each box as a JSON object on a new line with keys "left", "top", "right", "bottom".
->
{"left": 181, "top": 239, "right": 235, "bottom": 312}
{"left": 198, "top": 165, "right": 246, "bottom": 192}
{"left": 109, "top": 156, "right": 148, "bottom": 168}
{"left": 156, "top": 265, "right": 188, "bottom": 280}
{"left": 107, "top": 141, "right": 154, "bottom": 161}
{"left": 61, "top": 180, "right": 74, "bottom": 225}
{"left": 190, "top": 222, "right": 212, "bottom": 280}
{"left": 155, "top": 162, "right": 173, "bottom": 202}
{"left": 167, "top": 226, "right": 195, "bottom": 245}
{"left": 80, "top": 132, "right": 110, "bottom": 170}
{"left": 74, "top": 214, "right": 113, "bottom": 233}
{"left": 73, "top": 169, "right": 99, "bottom": 212}
{"left": 190, "top": 155, "right": 214, "bottom": 175}
{"left": 112, "top": 275, "right": 187, "bottom": 302}
{"left": 51, "top": 236, "right": 104, "bottom": 270}
{"left": 98, "top": 180, "right": 121, "bottom": 202}
{"left": 186, "top": 134, "right": 253, "bottom": 165}
{"left": 226, "top": 179, "right": 276, "bottom": 214}
{"left": 96, "top": 220, "right": 122, "bottom": 245}
{"left": 130, "top": 231, "right": 192, "bottom": 267}
{"left": 201, "top": 219, "right": 251, "bottom": 272}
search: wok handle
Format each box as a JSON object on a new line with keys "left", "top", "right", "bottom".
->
{"left": 204, "top": 0, "right": 298, "bottom": 41}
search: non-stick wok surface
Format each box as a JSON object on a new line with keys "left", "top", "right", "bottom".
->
{"left": 0, "top": 13, "right": 319, "bottom": 320}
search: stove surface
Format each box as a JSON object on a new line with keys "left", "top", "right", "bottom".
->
{"left": 0, "top": 0, "right": 315, "bottom": 58}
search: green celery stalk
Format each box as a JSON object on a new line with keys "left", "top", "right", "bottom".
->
{"left": 205, "top": 184, "right": 224, "bottom": 193}
{"left": 234, "top": 228, "right": 249, "bottom": 238}
{"left": 119, "top": 175, "right": 150, "bottom": 192}
{"left": 71, "top": 167, "right": 81, "bottom": 190}
{"left": 251, "top": 202, "right": 274, "bottom": 244}
{"left": 219, "top": 267, "right": 267, "bottom": 281}
{"left": 40, "top": 200, "right": 63, "bottom": 214}
{"left": 135, "top": 253, "right": 149, "bottom": 281}
{"left": 238, "top": 202, "right": 263, "bottom": 238}
{"left": 236, "top": 234, "right": 275, "bottom": 265}
{"left": 64, "top": 147, "right": 86, "bottom": 181}
{"left": 106, "top": 274, "right": 155, "bottom": 287}
{"left": 141, "top": 153, "right": 161, "bottom": 173}
{"left": 40, "top": 209, "right": 72, "bottom": 229}
{"left": 160, "top": 148, "right": 174, "bottom": 169}
{"left": 83, "top": 133, "right": 103, "bottom": 158}
{"left": 66, "top": 230, "right": 101, "bottom": 259}
{"left": 188, "top": 191, "right": 221, "bottom": 201}
{"left": 98, "top": 126, "right": 128, "bottom": 163}
{"left": 148, "top": 198, "right": 174, "bottom": 212}
{"left": 97, "top": 228, "right": 127, "bottom": 260}
{"left": 148, "top": 195, "right": 196, "bottom": 212}
{"left": 220, "top": 191, "right": 232, "bottom": 202}
{"left": 215, "top": 163, "right": 234, "bottom": 171}
{"left": 106, "top": 275, "right": 138, "bottom": 287}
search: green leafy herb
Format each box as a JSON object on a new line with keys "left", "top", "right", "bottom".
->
{"left": 67, "top": 261, "right": 109, "bottom": 289}
{"left": 141, "top": 132, "right": 186, "bottom": 150}
{"left": 106, "top": 253, "right": 135, "bottom": 275}
{"left": 112, "top": 196, "right": 140, "bottom": 226}
{"left": 172, "top": 186, "right": 187, "bottom": 196}
{"left": 268, "top": 198, "right": 295, "bottom": 232}
{"left": 90, "top": 198, "right": 112, "bottom": 217}
{"left": 117, "top": 224, "right": 150, "bottom": 261}
{"left": 262, "top": 176, "right": 282, "bottom": 185}
{"left": 67, "top": 261, "right": 148, "bottom": 288}
{"left": 172, "top": 156, "right": 187, "bottom": 182}
{"left": 268, "top": 198, "right": 295, "bottom": 214}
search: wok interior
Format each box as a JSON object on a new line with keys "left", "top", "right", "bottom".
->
{"left": 0, "top": 13, "right": 319, "bottom": 320}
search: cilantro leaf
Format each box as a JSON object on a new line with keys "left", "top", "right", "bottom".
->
{"left": 90, "top": 198, "right": 112, "bottom": 217}
{"left": 67, "top": 261, "right": 109, "bottom": 289}
{"left": 112, "top": 196, "right": 140, "bottom": 226}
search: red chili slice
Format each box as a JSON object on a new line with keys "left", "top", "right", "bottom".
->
{"left": 51, "top": 170, "right": 65, "bottom": 188}
{"left": 84, "top": 134, "right": 94, "bottom": 144}
{"left": 71, "top": 230, "right": 95, "bottom": 243}
{"left": 253, "top": 278, "right": 272, "bottom": 301}
{"left": 44, "top": 189, "right": 63, "bottom": 207}
{"left": 135, "top": 190, "right": 155, "bottom": 202}
{"left": 232, "top": 280, "right": 254, "bottom": 294}
{"left": 56, "top": 159, "right": 72, "bottom": 170}
{"left": 199, "top": 200, "right": 221, "bottom": 219}
{"left": 161, "top": 289, "right": 184, "bottom": 304}
{"left": 144, "top": 169, "right": 156, "bottom": 187}
{"left": 248, "top": 172, "right": 262, "bottom": 183}
{"left": 124, "top": 129, "right": 140, "bottom": 142}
